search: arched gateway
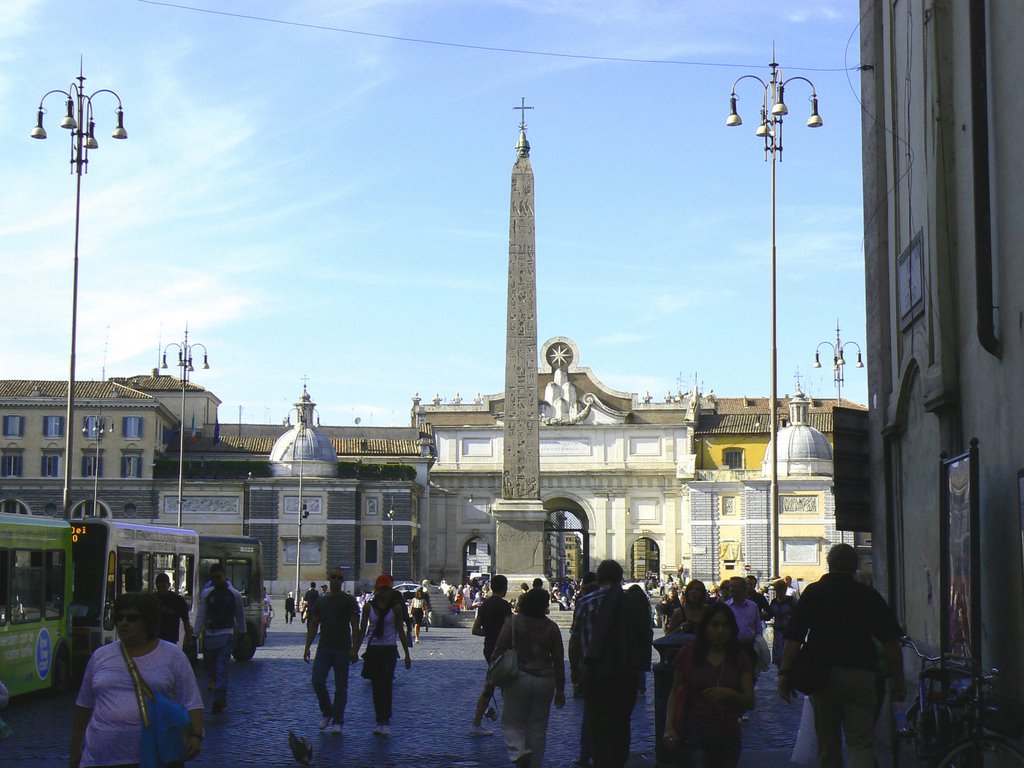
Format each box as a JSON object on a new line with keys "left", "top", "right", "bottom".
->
{"left": 544, "top": 500, "right": 589, "bottom": 580}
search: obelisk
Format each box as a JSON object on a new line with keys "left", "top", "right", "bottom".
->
{"left": 492, "top": 99, "right": 547, "bottom": 581}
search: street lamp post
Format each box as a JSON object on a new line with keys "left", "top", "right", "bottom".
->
{"left": 82, "top": 415, "right": 108, "bottom": 517}
{"left": 31, "top": 65, "right": 127, "bottom": 518}
{"left": 726, "top": 58, "right": 822, "bottom": 577}
{"left": 387, "top": 500, "right": 396, "bottom": 575}
{"left": 814, "top": 320, "right": 864, "bottom": 403}
{"left": 161, "top": 328, "right": 209, "bottom": 528}
{"left": 293, "top": 418, "right": 308, "bottom": 600}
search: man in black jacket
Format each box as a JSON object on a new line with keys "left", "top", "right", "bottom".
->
{"left": 778, "top": 544, "right": 906, "bottom": 768}
{"left": 575, "top": 560, "right": 653, "bottom": 768}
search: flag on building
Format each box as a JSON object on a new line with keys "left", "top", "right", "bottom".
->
{"left": 190, "top": 413, "right": 198, "bottom": 444}
{"left": 213, "top": 418, "right": 220, "bottom": 445}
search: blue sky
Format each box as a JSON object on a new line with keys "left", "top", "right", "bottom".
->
{"left": 2, "top": 0, "right": 869, "bottom": 427}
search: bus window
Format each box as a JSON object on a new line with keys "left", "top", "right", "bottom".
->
{"left": 0, "top": 549, "right": 8, "bottom": 624}
{"left": 225, "top": 559, "right": 252, "bottom": 607}
{"left": 118, "top": 548, "right": 141, "bottom": 594}
{"left": 45, "top": 549, "right": 66, "bottom": 620}
{"left": 178, "top": 554, "right": 195, "bottom": 606}
{"left": 137, "top": 552, "right": 151, "bottom": 593}
{"left": 12, "top": 550, "right": 44, "bottom": 623}
{"left": 153, "top": 552, "right": 175, "bottom": 588}
{"left": 198, "top": 558, "right": 219, "bottom": 589}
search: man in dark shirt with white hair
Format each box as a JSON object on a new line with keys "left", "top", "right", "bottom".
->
{"left": 778, "top": 543, "right": 905, "bottom": 768}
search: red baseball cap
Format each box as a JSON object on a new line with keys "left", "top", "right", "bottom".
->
{"left": 374, "top": 574, "right": 393, "bottom": 588}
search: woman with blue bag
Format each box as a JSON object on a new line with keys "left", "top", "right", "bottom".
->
{"left": 71, "top": 592, "right": 204, "bottom": 768}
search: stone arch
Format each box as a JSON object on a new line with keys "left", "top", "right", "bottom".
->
{"left": 462, "top": 535, "right": 493, "bottom": 581}
{"left": 1, "top": 497, "right": 31, "bottom": 515}
{"left": 69, "top": 499, "right": 112, "bottom": 519}
{"left": 630, "top": 536, "right": 660, "bottom": 581}
{"left": 543, "top": 497, "right": 590, "bottom": 580}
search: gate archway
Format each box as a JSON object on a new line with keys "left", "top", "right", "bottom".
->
{"left": 544, "top": 500, "right": 589, "bottom": 581}
{"left": 630, "top": 536, "right": 660, "bottom": 582}
{"left": 462, "top": 536, "right": 493, "bottom": 581}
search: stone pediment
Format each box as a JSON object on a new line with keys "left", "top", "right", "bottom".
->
{"left": 538, "top": 337, "right": 630, "bottom": 426}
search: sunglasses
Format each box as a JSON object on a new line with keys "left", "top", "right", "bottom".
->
{"left": 114, "top": 612, "right": 144, "bottom": 623}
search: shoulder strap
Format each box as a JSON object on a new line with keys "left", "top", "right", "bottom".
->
{"left": 120, "top": 642, "right": 152, "bottom": 728}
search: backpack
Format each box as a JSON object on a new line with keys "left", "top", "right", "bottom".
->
{"left": 584, "top": 586, "right": 653, "bottom": 681}
{"left": 205, "top": 585, "right": 237, "bottom": 631}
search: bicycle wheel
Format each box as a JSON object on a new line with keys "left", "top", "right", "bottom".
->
{"left": 935, "top": 735, "right": 1024, "bottom": 768}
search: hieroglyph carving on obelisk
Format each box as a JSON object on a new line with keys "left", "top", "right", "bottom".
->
{"left": 502, "top": 99, "right": 540, "bottom": 501}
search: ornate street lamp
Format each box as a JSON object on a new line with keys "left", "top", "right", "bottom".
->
{"left": 162, "top": 327, "right": 209, "bottom": 528}
{"left": 82, "top": 415, "right": 108, "bottom": 517}
{"left": 387, "top": 500, "right": 396, "bottom": 575}
{"left": 727, "top": 58, "right": 822, "bottom": 577}
{"left": 32, "top": 64, "right": 127, "bottom": 518}
{"left": 814, "top": 320, "right": 864, "bottom": 403}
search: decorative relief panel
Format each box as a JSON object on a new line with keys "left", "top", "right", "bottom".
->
{"left": 163, "top": 496, "right": 239, "bottom": 515}
{"left": 781, "top": 496, "right": 818, "bottom": 514}
{"left": 283, "top": 496, "right": 323, "bottom": 515}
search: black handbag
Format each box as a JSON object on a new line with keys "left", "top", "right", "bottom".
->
{"left": 792, "top": 634, "right": 829, "bottom": 695}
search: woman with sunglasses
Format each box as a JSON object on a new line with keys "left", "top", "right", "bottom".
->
{"left": 70, "top": 592, "right": 204, "bottom": 768}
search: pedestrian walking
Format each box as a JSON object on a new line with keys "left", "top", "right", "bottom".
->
{"left": 70, "top": 593, "right": 204, "bottom": 768}
{"left": 262, "top": 587, "right": 274, "bottom": 633}
{"left": 576, "top": 559, "right": 653, "bottom": 768}
{"left": 285, "top": 591, "right": 297, "bottom": 625}
{"left": 301, "top": 582, "right": 320, "bottom": 624}
{"left": 153, "top": 571, "right": 194, "bottom": 654}
{"left": 492, "top": 588, "right": 565, "bottom": 768}
{"left": 410, "top": 587, "right": 429, "bottom": 643}
{"left": 662, "top": 602, "right": 755, "bottom": 767}
{"left": 303, "top": 566, "right": 360, "bottom": 734}
{"left": 470, "top": 574, "right": 513, "bottom": 736}
{"left": 353, "top": 574, "right": 412, "bottom": 736}
{"left": 778, "top": 543, "right": 906, "bottom": 768}
{"left": 193, "top": 563, "right": 245, "bottom": 714}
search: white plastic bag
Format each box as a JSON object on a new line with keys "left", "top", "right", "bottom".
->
{"left": 791, "top": 695, "right": 818, "bottom": 766}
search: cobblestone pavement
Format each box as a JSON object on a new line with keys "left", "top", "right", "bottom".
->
{"left": 4, "top": 610, "right": 809, "bottom": 767}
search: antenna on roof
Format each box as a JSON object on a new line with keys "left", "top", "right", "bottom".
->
{"left": 156, "top": 322, "right": 163, "bottom": 371}
{"left": 101, "top": 325, "right": 110, "bottom": 381}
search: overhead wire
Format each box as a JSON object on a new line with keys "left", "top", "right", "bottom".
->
{"left": 137, "top": 0, "right": 856, "bottom": 74}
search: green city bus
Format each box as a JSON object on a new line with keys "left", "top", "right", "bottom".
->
{"left": 0, "top": 513, "right": 74, "bottom": 696}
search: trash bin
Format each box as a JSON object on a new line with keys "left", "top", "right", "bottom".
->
{"left": 653, "top": 632, "right": 693, "bottom": 766}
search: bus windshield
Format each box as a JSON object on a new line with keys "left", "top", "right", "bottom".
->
{"left": 70, "top": 524, "right": 108, "bottom": 624}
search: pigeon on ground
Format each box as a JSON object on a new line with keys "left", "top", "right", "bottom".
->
{"left": 288, "top": 730, "right": 313, "bottom": 765}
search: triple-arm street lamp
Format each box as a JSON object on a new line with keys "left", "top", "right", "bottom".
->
{"left": 726, "top": 59, "right": 822, "bottom": 578}
{"left": 814, "top": 320, "right": 864, "bottom": 403}
{"left": 32, "top": 66, "right": 127, "bottom": 518}
{"left": 162, "top": 328, "right": 209, "bottom": 528}
{"left": 82, "top": 415, "right": 108, "bottom": 517}
{"left": 293, "top": 416, "right": 309, "bottom": 600}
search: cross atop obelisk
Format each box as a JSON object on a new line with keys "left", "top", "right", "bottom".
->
{"left": 492, "top": 102, "right": 546, "bottom": 582}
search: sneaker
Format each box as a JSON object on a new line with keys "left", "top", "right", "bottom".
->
{"left": 373, "top": 724, "right": 390, "bottom": 736}
{"left": 571, "top": 760, "right": 593, "bottom": 768}
{"left": 469, "top": 725, "right": 493, "bottom": 736}
{"left": 319, "top": 716, "right": 331, "bottom": 730}
{"left": 330, "top": 723, "right": 343, "bottom": 735}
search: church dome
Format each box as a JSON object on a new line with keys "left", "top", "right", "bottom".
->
{"left": 761, "top": 387, "right": 833, "bottom": 477}
{"left": 269, "top": 387, "right": 338, "bottom": 477}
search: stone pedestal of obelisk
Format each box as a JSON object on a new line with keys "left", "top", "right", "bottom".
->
{"left": 492, "top": 112, "right": 548, "bottom": 584}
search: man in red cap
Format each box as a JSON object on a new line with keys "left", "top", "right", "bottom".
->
{"left": 353, "top": 574, "right": 412, "bottom": 736}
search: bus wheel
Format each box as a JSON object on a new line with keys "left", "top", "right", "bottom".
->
{"left": 233, "top": 625, "right": 257, "bottom": 661}
{"left": 52, "top": 644, "right": 72, "bottom": 693}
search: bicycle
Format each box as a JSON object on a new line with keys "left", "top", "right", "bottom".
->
{"left": 893, "top": 635, "right": 1024, "bottom": 768}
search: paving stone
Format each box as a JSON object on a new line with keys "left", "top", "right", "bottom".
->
{"left": 5, "top": 613, "right": 813, "bottom": 766}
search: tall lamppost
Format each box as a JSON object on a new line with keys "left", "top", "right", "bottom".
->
{"left": 82, "top": 415, "right": 108, "bottom": 517}
{"left": 161, "top": 328, "right": 209, "bottom": 528}
{"left": 31, "top": 65, "right": 127, "bottom": 518}
{"left": 726, "top": 59, "right": 822, "bottom": 577}
{"left": 387, "top": 500, "right": 396, "bottom": 575}
{"left": 293, "top": 417, "right": 309, "bottom": 600}
{"left": 814, "top": 320, "right": 864, "bottom": 403}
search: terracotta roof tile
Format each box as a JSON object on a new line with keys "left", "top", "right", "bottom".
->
{"left": 110, "top": 374, "right": 207, "bottom": 393}
{"left": 0, "top": 379, "right": 154, "bottom": 400}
